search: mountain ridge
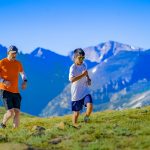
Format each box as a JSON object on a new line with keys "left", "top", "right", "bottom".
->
{"left": 40, "top": 49, "right": 150, "bottom": 117}
{"left": 0, "top": 41, "right": 149, "bottom": 117}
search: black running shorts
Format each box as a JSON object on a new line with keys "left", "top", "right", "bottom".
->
{"left": 0, "top": 90, "right": 22, "bottom": 110}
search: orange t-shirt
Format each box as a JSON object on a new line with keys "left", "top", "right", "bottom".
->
{"left": 0, "top": 58, "right": 24, "bottom": 93}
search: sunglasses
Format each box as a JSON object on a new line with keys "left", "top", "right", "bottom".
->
{"left": 78, "top": 56, "right": 85, "bottom": 60}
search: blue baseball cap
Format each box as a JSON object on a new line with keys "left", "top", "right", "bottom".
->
{"left": 8, "top": 45, "right": 18, "bottom": 53}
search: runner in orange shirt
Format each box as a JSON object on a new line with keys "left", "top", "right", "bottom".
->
{"left": 0, "top": 45, "right": 27, "bottom": 128}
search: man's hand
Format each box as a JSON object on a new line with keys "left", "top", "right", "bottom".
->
{"left": 21, "top": 81, "right": 27, "bottom": 90}
{"left": 3, "top": 80, "right": 11, "bottom": 87}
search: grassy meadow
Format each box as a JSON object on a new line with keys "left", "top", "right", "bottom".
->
{"left": 0, "top": 106, "right": 150, "bottom": 150}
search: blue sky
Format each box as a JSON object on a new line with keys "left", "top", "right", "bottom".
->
{"left": 0, "top": 0, "right": 150, "bottom": 55}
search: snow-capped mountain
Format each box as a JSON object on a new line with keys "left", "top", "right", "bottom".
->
{"left": 1, "top": 41, "right": 149, "bottom": 117}
{"left": 0, "top": 45, "right": 97, "bottom": 115}
{"left": 69, "top": 41, "right": 143, "bottom": 63}
{"left": 40, "top": 48, "right": 150, "bottom": 117}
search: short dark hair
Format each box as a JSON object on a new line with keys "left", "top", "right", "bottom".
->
{"left": 74, "top": 48, "right": 85, "bottom": 57}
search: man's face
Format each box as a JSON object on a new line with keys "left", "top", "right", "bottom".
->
{"left": 75, "top": 54, "right": 85, "bottom": 65}
{"left": 8, "top": 52, "right": 17, "bottom": 60}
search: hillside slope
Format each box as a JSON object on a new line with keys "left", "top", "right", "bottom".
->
{"left": 0, "top": 106, "right": 150, "bottom": 150}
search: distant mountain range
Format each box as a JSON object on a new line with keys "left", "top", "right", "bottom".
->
{"left": 0, "top": 44, "right": 97, "bottom": 115}
{"left": 40, "top": 41, "right": 150, "bottom": 117}
{"left": 1, "top": 41, "right": 150, "bottom": 117}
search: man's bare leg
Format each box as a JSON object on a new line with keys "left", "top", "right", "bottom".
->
{"left": 13, "top": 109, "right": 20, "bottom": 128}
{"left": 2, "top": 109, "right": 14, "bottom": 126}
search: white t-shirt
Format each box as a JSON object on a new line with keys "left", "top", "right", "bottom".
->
{"left": 69, "top": 63, "right": 90, "bottom": 101}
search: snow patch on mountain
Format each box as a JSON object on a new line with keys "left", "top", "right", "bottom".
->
{"left": 35, "top": 48, "right": 44, "bottom": 57}
{"left": 83, "top": 41, "right": 143, "bottom": 63}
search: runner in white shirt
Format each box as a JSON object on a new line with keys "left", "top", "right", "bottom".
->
{"left": 69, "top": 48, "right": 93, "bottom": 128}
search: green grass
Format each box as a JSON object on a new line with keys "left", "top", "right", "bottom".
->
{"left": 0, "top": 106, "right": 150, "bottom": 150}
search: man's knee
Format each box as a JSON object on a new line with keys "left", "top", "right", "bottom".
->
{"left": 14, "top": 109, "right": 20, "bottom": 116}
{"left": 6, "top": 109, "right": 14, "bottom": 118}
